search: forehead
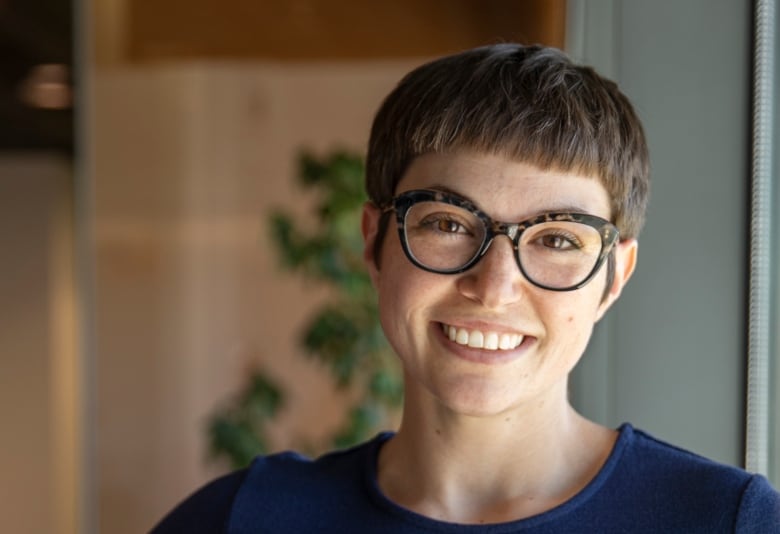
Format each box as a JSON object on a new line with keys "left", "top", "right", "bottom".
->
{"left": 396, "top": 151, "right": 613, "bottom": 221}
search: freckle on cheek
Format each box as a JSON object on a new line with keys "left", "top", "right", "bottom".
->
{"left": 568, "top": 316, "right": 574, "bottom": 322}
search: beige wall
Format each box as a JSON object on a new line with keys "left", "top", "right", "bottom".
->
{"left": 0, "top": 154, "right": 78, "bottom": 534}
{"left": 92, "top": 60, "right": 420, "bottom": 533}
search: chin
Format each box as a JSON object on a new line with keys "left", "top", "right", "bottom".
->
{"left": 433, "top": 379, "right": 525, "bottom": 418}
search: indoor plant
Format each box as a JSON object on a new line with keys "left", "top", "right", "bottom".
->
{"left": 207, "top": 150, "right": 402, "bottom": 468}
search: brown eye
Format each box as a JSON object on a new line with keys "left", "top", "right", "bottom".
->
{"left": 540, "top": 234, "right": 578, "bottom": 250}
{"left": 437, "top": 219, "right": 462, "bottom": 233}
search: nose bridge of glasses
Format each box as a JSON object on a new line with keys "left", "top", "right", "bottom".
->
{"left": 481, "top": 221, "right": 523, "bottom": 263}
{"left": 491, "top": 220, "right": 523, "bottom": 242}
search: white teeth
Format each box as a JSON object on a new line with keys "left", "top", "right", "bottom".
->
{"left": 498, "top": 333, "right": 514, "bottom": 350}
{"left": 467, "top": 331, "right": 484, "bottom": 348}
{"left": 455, "top": 328, "right": 469, "bottom": 345}
{"left": 441, "top": 324, "right": 523, "bottom": 351}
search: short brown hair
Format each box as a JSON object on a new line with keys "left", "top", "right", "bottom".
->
{"left": 366, "top": 44, "right": 649, "bottom": 254}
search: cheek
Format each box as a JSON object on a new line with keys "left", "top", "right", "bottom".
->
{"left": 535, "top": 286, "right": 604, "bottom": 350}
{"left": 376, "top": 268, "right": 441, "bottom": 371}
{"left": 377, "top": 261, "right": 438, "bottom": 325}
{"left": 375, "top": 242, "right": 424, "bottom": 337}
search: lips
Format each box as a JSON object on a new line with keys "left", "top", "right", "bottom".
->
{"left": 441, "top": 323, "right": 524, "bottom": 351}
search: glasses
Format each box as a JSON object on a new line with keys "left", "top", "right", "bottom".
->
{"left": 383, "top": 189, "right": 620, "bottom": 291}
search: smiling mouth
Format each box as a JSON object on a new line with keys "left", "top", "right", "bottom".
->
{"left": 440, "top": 323, "right": 525, "bottom": 351}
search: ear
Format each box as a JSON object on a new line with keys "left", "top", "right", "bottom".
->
{"left": 595, "top": 239, "right": 638, "bottom": 322}
{"left": 362, "top": 202, "right": 382, "bottom": 287}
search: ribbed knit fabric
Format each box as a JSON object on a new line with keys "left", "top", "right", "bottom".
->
{"left": 152, "top": 424, "right": 780, "bottom": 533}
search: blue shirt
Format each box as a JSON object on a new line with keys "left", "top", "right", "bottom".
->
{"left": 152, "top": 424, "right": 780, "bottom": 533}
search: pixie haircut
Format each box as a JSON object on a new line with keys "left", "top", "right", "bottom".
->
{"left": 366, "top": 44, "right": 650, "bottom": 264}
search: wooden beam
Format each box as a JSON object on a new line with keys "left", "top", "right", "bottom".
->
{"left": 127, "top": 0, "right": 566, "bottom": 62}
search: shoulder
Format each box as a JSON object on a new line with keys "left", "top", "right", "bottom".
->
{"left": 735, "top": 474, "right": 780, "bottom": 533}
{"left": 236, "top": 434, "right": 387, "bottom": 505}
{"left": 150, "top": 469, "right": 249, "bottom": 533}
{"left": 152, "top": 434, "right": 391, "bottom": 533}
{"left": 229, "top": 434, "right": 391, "bottom": 531}
{"left": 608, "top": 425, "right": 780, "bottom": 531}
{"left": 623, "top": 425, "right": 751, "bottom": 486}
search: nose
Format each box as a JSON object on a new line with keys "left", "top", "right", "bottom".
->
{"left": 456, "top": 235, "right": 524, "bottom": 308}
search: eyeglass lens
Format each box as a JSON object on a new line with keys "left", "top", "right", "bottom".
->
{"left": 402, "top": 200, "right": 606, "bottom": 289}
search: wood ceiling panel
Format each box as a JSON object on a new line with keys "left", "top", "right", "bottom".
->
{"left": 128, "top": 0, "right": 565, "bottom": 62}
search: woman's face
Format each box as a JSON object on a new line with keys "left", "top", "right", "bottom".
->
{"left": 362, "top": 150, "right": 636, "bottom": 417}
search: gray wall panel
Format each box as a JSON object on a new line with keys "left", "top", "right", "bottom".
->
{"left": 570, "top": 0, "right": 751, "bottom": 467}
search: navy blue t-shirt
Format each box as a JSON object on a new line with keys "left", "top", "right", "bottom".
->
{"left": 152, "top": 424, "right": 780, "bottom": 533}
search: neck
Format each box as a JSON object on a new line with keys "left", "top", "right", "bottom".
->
{"left": 377, "top": 383, "right": 616, "bottom": 524}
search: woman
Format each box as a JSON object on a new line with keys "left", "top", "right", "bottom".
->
{"left": 153, "top": 44, "right": 780, "bottom": 533}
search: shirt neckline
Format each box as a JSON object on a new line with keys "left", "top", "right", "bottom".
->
{"left": 362, "top": 423, "right": 635, "bottom": 532}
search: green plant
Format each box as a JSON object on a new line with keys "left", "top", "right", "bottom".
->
{"left": 207, "top": 150, "right": 402, "bottom": 468}
{"left": 207, "top": 373, "right": 283, "bottom": 469}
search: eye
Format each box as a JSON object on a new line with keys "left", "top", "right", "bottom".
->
{"left": 537, "top": 232, "right": 582, "bottom": 250}
{"left": 435, "top": 218, "right": 464, "bottom": 234}
{"left": 419, "top": 214, "right": 473, "bottom": 235}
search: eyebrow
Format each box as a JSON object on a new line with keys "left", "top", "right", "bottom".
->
{"left": 422, "top": 184, "right": 599, "bottom": 220}
{"left": 424, "top": 184, "right": 463, "bottom": 197}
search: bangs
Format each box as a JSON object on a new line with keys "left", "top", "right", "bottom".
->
{"left": 367, "top": 44, "right": 648, "bottom": 239}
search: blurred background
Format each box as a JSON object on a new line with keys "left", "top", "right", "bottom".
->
{"left": 0, "top": 0, "right": 777, "bottom": 533}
